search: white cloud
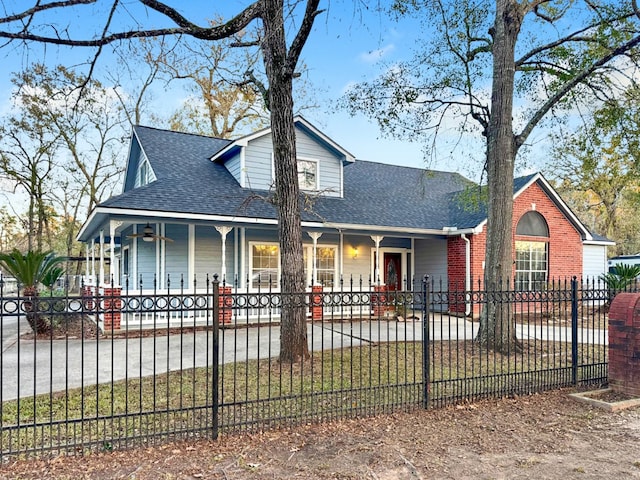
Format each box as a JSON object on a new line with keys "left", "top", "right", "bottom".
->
{"left": 359, "top": 44, "right": 395, "bottom": 64}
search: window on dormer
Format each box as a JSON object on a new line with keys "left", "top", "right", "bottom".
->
{"left": 135, "top": 159, "right": 155, "bottom": 187}
{"left": 297, "top": 159, "right": 318, "bottom": 191}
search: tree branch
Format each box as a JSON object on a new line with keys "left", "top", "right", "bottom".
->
{"left": 285, "top": 0, "right": 323, "bottom": 76}
{"left": 516, "top": 33, "right": 640, "bottom": 149}
{"left": 516, "top": 12, "right": 636, "bottom": 67}
{"left": 0, "top": 0, "right": 96, "bottom": 25}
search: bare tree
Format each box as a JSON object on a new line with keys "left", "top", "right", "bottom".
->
{"left": 0, "top": 0, "right": 323, "bottom": 362}
{"left": 0, "top": 111, "right": 59, "bottom": 252}
{"left": 345, "top": 0, "right": 640, "bottom": 352}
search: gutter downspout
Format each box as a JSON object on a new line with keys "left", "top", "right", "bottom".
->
{"left": 461, "top": 234, "right": 471, "bottom": 316}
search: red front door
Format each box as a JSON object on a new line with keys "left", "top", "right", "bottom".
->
{"left": 384, "top": 253, "right": 402, "bottom": 290}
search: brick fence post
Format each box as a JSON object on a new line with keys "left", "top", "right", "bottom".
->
{"left": 309, "top": 285, "right": 323, "bottom": 320}
{"left": 219, "top": 286, "right": 233, "bottom": 324}
{"left": 608, "top": 293, "right": 640, "bottom": 397}
{"left": 372, "top": 284, "right": 389, "bottom": 318}
{"left": 101, "top": 287, "right": 122, "bottom": 331}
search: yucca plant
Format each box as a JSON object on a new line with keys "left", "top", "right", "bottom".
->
{"left": 0, "top": 249, "right": 65, "bottom": 333}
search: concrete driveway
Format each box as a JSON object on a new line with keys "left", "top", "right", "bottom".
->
{"left": 0, "top": 315, "right": 605, "bottom": 401}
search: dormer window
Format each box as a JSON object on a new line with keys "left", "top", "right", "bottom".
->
{"left": 298, "top": 159, "right": 318, "bottom": 191}
{"left": 135, "top": 158, "right": 155, "bottom": 187}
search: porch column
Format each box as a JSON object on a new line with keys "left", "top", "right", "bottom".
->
{"left": 99, "top": 229, "right": 105, "bottom": 287}
{"left": 215, "top": 226, "right": 233, "bottom": 282}
{"left": 85, "top": 244, "right": 90, "bottom": 284}
{"left": 308, "top": 232, "right": 323, "bottom": 286}
{"left": 339, "top": 230, "right": 344, "bottom": 279}
{"left": 371, "top": 235, "right": 384, "bottom": 284}
{"left": 215, "top": 225, "right": 234, "bottom": 324}
{"left": 90, "top": 239, "right": 96, "bottom": 285}
{"left": 109, "top": 220, "right": 122, "bottom": 286}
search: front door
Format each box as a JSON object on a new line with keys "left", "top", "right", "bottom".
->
{"left": 384, "top": 253, "right": 402, "bottom": 290}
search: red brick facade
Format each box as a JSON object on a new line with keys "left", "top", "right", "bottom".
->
{"left": 447, "top": 180, "right": 584, "bottom": 291}
{"left": 608, "top": 293, "right": 640, "bottom": 397}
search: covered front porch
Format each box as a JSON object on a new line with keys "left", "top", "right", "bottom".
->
{"left": 78, "top": 215, "right": 450, "bottom": 329}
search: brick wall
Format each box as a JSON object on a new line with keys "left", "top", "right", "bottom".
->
{"left": 608, "top": 293, "right": 640, "bottom": 397}
{"left": 447, "top": 180, "right": 584, "bottom": 292}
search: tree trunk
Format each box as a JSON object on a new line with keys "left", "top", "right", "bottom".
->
{"left": 262, "top": 0, "right": 309, "bottom": 362}
{"left": 22, "top": 286, "right": 50, "bottom": 334}
{"left": 476, "top": 0, "right": 523, "bottom": 353}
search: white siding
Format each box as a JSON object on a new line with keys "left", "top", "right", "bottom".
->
{"left": 342, "top": 235, "right": 372, "bottom": 283}
{"left": 243, "top": 134, "right": 274, "bottom": 190}
{"left": 296, "top": 129, "right": 342, "bottom": 197}
{"left": 194, "top": 226, "right": 235, "bottom": 282}
{"left": 136, "top": 236, "right": 157, "bottom": 289}
{"left": 242, "top": 126, "right": 343, "bottom": 196}
{"left": 165, "top": 224, "right": 189, "bottom": 284}
{"left": 224, "top": 151, "right": 243, "bottom": 186}
{"left": 414, "top": 238, "right": 448, "bottom": 283}
{"left": 583, "top": 244, "right": 608, "bottom": 280}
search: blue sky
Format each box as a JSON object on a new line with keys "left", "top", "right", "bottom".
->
{"left": 0, "top": 1, "right": 457, "bottom": 173}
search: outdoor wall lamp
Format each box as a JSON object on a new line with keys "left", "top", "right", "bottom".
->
{"left": 352, "top": 247, "right": 358, "bottom": 259}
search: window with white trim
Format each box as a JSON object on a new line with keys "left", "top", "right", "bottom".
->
{"left": 297, "top": 159, "right": 318, "bottom": 191}
{"left": 135, "top": 159, "right": 155, "bottom": 187}
{"left": 515, "top": 241, "right": 548, "bottom": 290}
{"left": 303, "top": 245, "right": 337, "bottom": 287}
{"left": 250, "top": 243, "right": 279, "bottom": 289}
{"left": 515, "top": 211, "right": 549, "bottom": 291}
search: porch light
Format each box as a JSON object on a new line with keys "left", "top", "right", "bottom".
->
{"left": 352, "top": 247, "right": 358, "bottom": 259}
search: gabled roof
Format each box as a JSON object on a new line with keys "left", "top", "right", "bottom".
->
{"left": 210, "top": 116, "right": 355, "bottom": 164}
{"left": 78, "top": 123, "right": 607, "bottom": 244}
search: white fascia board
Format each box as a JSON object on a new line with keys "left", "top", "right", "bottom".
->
{"left": 583, "top": 239, "right": 616, "bottom": 246}
{"left": 514, "top": 173, "right": 593, "bottom": 241}
{"left": 210, "top": 141, "right": 245, "bottom": 162}
{"left": 473, "top": 173, "right": 594, "bottom": 241}
{"left": 120, "top": 126, "right": 136, "bottom": 194}
{"left": 133, "top": 127, "right": 157, "bottom": 184}
{"left": 294, "top": 116, "right": 356, "bottom": 163}
{"left": 76, "top": 209, "right": 99, "bottom": 241}
{"left": 324, "top": 222, "right": 475, "bottom": 236}
{"left": 211, "top": 116, "right": 356, "bottom": 164}
{"left": 77, "top": 206, "right": 326, "bottom": 241}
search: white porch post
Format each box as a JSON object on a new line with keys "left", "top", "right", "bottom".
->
{"left": 215, "top": 226, "right": 233, "bottom": 282}
{"left": 240, "top": 227, "right": 246, "bottom": 289}
{"left": 90, "top": 239, "right": 96, "bottom": 285}
{"left": 99, "top": 229, "right": 105, "bottom": 287}
{"left": 188, "top": 225, "right": 196, "bottom": 288}
{"left": 371, "top": 235, "right": 384, "bottom": 285}
{"left": 308, "top": 232, "right": 323, "bottom": 286}
{"left": 339, "top": 230, "right": 344, "bottom": 279}
{"left": 85, "top": 244, "right": 90, "bottom": 284}
{"left": 109, "top": 220, "right": 122, "bottom": 286}
{"left": 131, "top": 224, "right": 138, "bottom": 286}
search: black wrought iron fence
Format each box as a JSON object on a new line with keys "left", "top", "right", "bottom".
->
{"left": 0, "top": 274, "right": 623, "bottom": 461}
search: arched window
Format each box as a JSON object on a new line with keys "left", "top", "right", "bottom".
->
{"left": 516, "top": 211, "right": 549, "bottom": 237}
{"left": 515, "top": 212, "right": 549, "bottom": 290}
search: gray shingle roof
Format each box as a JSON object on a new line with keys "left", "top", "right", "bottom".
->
{"left": 99, "top": 126, "right": 595, "bottom": 236}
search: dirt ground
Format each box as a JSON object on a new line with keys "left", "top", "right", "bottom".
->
{"left": 3, "top": 388, "right": 640, "bottom": 479}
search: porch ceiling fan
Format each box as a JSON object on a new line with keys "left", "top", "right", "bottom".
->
{"left": 127, "top": 223, "right": 174, "bottom": 243}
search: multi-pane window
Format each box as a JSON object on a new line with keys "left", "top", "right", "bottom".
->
{"left": 250, "top": 244, "right": 279, "bottom": 289}
{"left": 297, "top": 159, "right": 318, "bottom": 190}
{"left": 515, "top": 211, "right": 549, "bottom": 291}
{"left": 303, "top": 246, "right": 337, "bottom": 287}
{"left": 515, "top": 241, "right": 547, "bottom": 290}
